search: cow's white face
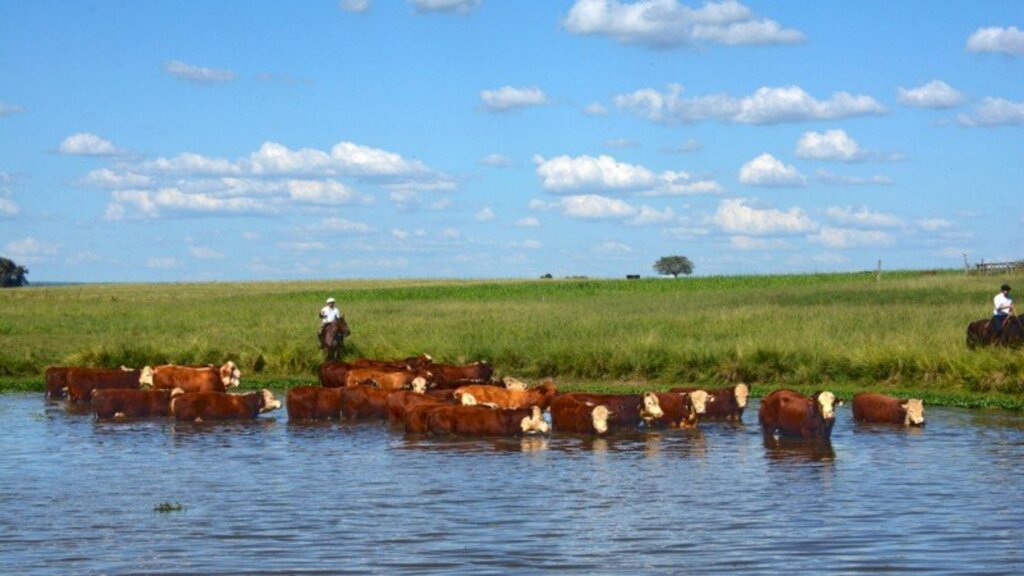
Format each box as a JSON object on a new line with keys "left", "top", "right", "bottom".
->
{"left": 688, "top": 390, "right": 710, "bottom": 414}
{"left": 903, "top": 399, "right": 925, "bottom": 426}
{"left": 411, "top": 377, "right": 427, "bottom": 394}
{"left": 460, "top": 392, "right": 477, "bottom": 406}
{"left": 591, "top": 405, "right": 611, "bottom": 434}
{"left": 260, "top": 389, "right": 282, "bottom": 413}
{"left": 734, "top": 383, "right": 750, "bottom": 408}
{"left": 520, "top": 405, "right": 549, "bottom": 434}
{"left": 503, "top": 377, "right": 527, "bottom": 391}
{"left": 139, "top": 366, "right": 154, "bottom": 387}
{"left": 642, "top": 392, "right": 664, "bottom": 419}
{"left": 220, "top": 361, "right": 241, "bottom": 387}
{"left": 818, "top": 391, "right": 836, "bottom": 420}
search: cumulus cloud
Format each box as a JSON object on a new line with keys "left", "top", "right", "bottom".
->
{"left": 315, "top": 217, "right": 374, "bottom": 234}
{"left": 738, "top": 153, "right": 805, "bottom": 187}
{"left": 510, "top": 239, "right": 543, "bottom": 249}
{"left": 478, "top": 153, "right": 512, "bottom": 167}
{"left": 808, "top": 227, "right": 894, "bottom": 248}
{"left": 795, "top": 130, "right": 863, "bottom": 162}
{"left": 825, "top": 206, "right": 902, "bottom": 228}
{"left": 515, "top": 217, "right": 540, "bottom": 227}
{"left": 583, "top": 102, "right": 609, "bottom": 115}
{"left": 560, "top": 194, "right": 638, "bottom": 219}
{"left": 712, "top": 198, "right": 817, "bottom": 235}
{"left": 814, "top": 169, "right": 893, "bottom": 186}
{"left": 966, "top": 26, "right": 1024, "bottom": 55}
{"left": 598, "top": 241, "right": 632, "bottom": 253}
{"left": 278, "top": 241, "right": 327, "bottom": 252}
{"left": 286, "top": 180, "right": 368, "bottom": 205}
{"left": 0, "top": 101, "right": 26, "bottom": 116}
{"left": 957, "top": 97, "right": 1024, "bottom": 127}
{"left": 897, "top": 80, "right": 964, "bottom": 109}
{"left": 615, "top": 84, "right": 886, "bottom": 125}
{"left": 534, "top": 153, "right": 722, "bottom": 196}
{"left": 188, "top": 245, "right": 225, "bottom": 259}
{"left": 480, "top": 86, "right": 550, "bottom": 112}
{"left": 563, "top": 0, "right": 804, "bottom": 48}
{"left": 57, "top": 133, "right": 126, "bottom": 156}
{"left": 80, "top": 168, "right": 153, "bottom": 188}
{"left": 340, "top": 0, "right": 371, "bottom": 12}
{"left": 410, "top": 0, "right": 480, "bottom": 14}
{"left": 917, "top": 218, "right": 953, "bottom": 231}
{"left": 146, "top": 256, "right": 179, "bottom": 269}
{"left": 108, "top": 188, "right": 271, "bottom": 219}
{"left": 476, "top": 207, "right": 496, "bottom": 221}
{"left": 164, "top": 60, "right": 237, "bottom": 84}
{"left": 730, "top": 235, "right": 786, "bottom": 251}
{"left": 628, "top": 205, "right": 676, "bottom": 226}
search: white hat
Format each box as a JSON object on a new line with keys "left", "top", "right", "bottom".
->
{"left": 326, "top": 297, "right": 336, "bottom": 304}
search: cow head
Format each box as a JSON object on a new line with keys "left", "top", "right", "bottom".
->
{"left": 902, "top": 398, "right": 925, "bottom": 426}
{"left": 139, "top": 366, "right": 154, "bottom": 387}
{"left": 502, "top": 377, "right": 528, "bottom": 391}
{"left": 220, "top": 361, "right": 241, "bottom": 387}
{"left": 688, "top": 390, "right": 710, "bottom": 414}
{"left": 259, "top": 389, "right": 282, "bottom": 413}
{"left": 519, "top": 405, "right": 550, "bottom": 434}
{"left": 411, "top": 377, "right": 427, "bottom": 394}
{"left": 816, "top": 391, "right": 836, "bottom": 420}
{"left": 591, "top": 405, "right": 612, "bottom": 434}
{"left": 734, "top": 383, "right": 750, "bottom": 408}
{"left": 641, "top": 392, "right": 664, "bottom": 420}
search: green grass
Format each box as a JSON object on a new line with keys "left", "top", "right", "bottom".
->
{"left": 2, "top": 271, "right": 1022, "bottom": 408}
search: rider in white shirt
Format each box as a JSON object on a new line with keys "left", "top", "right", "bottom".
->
{"left": 993, "top": 284, "right": 1014, "bottom": 336}
{"left": 319, "top": 297, "right": 341, "bottom": 341}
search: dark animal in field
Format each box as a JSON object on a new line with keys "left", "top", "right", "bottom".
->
{"left": 66, "top": 367, "right": 143, "bottom": 403}
{"left": 556, "top": 392, "right": 664, "bottom": 430}
{"left": 92, "top": 388, "right": 184, "bottom": 420}
{"left": 852, "top": 393, "right": 924, "bottom": 426}
{"left": 170, "top": 390, "right": 281, "bottom": 422}
{"left": 320, "top": 317, "right": 351, "bottom": 361}
{"left": 671, "top": 384, "right": 748, "bottom": 421}
{"left": 453, "top": 380, "right": 558, "bottom": 410}
{"left": 550, "top": 395, "right": 614, "bottom": 434}
{"left": 287, "top": 386, "right": 344, "bottom": 421}
{"left": 428, "top": 361, "right": 494, "bottom": 389}
{"left": 650, "top": 392, "right": 700, "bottom": 429}
{"left": 425, "top": 405, "right": 549, "bottom": 437}
{"left": 758, "top": 389, "right": 836, "bottom": 440}
{"left": 966, "top": 315, "right": 1023, "bottom": 348}
{"left": 140, "top": 362, "right": 241, "bottom": 393}
{"left": 44, "top": 366, "right": 69, "bottom": 399}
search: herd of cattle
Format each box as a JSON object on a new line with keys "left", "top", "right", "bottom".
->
{"left": 43, "top": 354, "right": 926, "bottom": 439}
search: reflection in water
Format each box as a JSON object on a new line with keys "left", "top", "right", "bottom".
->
{"left": 1, "top": 395, "right": 1023, "bottom": 575}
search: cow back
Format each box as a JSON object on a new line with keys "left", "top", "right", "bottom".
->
{"left": 67, "top": 368, "right": 142, "bottom": 403}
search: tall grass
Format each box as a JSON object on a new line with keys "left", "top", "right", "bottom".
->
{"left": 1, "top": 271, "right": 1022, "bottom": 400}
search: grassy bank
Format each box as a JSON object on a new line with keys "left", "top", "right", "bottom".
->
{"left": 1, "top": 271, "right": 1022, "bottom": 408}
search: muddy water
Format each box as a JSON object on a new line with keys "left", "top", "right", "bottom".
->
{"left": 1, "top": 394, "right": 1022, "bottom": 574}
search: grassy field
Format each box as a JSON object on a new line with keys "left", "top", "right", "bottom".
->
{"left": 1, "top": 271, "right": 1022, "bottom": 409}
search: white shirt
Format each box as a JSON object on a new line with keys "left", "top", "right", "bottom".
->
{"left": 993, "top": 292, "right": 1012, "bottom": 316}
{"left": 320, "top": 305, "right": 341, "bottom": 323}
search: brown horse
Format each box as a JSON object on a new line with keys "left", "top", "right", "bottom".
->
{"left": 319, "top": 317, "right": 351, "bottom": 361}
{"left": 966, "top": 314, "right": 1023, "bottom": 348}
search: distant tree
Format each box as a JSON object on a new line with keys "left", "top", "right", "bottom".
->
{"left": 653, "top": 255, "right": 693, "bottom": 278}
{"left": 0, "top": 257, "right": 29, "bottom": 287}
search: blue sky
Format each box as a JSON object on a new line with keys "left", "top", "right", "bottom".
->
{"left": 1, "top": 0, "right": 1021, "bottom": 282}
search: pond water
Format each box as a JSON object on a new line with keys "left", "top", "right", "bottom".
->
{"left": 1, "top": 394, "right": 1022, "bottom": 574}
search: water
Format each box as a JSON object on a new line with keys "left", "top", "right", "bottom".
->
{"left": 1, "top": 394, "right": 1023, "bottom": 574}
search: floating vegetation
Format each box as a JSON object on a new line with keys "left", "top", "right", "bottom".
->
{"left": 153, "top": 502, "right": 184, "bottom": 513}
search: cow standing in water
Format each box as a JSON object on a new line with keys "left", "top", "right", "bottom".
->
{"left": 852, "top": 393, "right": 925, "bottom": 426}
{"left": 759, "top": 389, "right": 837, "bottom": 440}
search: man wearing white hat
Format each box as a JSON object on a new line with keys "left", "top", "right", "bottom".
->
{"left": 318, "top": 297, "right": 341, "bottom": 343}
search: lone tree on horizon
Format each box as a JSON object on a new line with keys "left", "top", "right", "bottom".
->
{"left": 653, "top": 255, "right": 693, "bottom": 278}
{"left": 0, "top": 256, "right": 29, "bottom": 288}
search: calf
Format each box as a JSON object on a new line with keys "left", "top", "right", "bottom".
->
{"left": 44, "top": 366, "right": 69, "bottom": 399}
{"left": 287, "top": 386, "right": 344, "bottom": 421}
{"left": 140, "top": 362, "right": 240, "bottom": 393}
{"left": 66, "top": 367, "right": 142, "bottom": 403}
{"left": 454, "top": 380, "right": 558, "bottom": 410}
{"left": 429, "top": 361, "right": 494, "bottom": 389}
{"left": 852, "top": 393, "right": 925, "bottom": 426}
{"left": 550, "top": 395, "right": 613, "bottom": 434}
{"left": 758, "top": 389, "right": 836, "bottom": 440}
{"left": 557, "top": 392, "right": 664, "bottom": 430}
{"left": 671, "top": 385, "right": 747, "bottom": 421}
{"left": 426, "top": 405, "right": 549, "bottom": 437}
{"left": 170, "top": 390, "right": 281, "bottom": 422}
{"left": 92, "top": 388, "right": 184, "bottom": 419}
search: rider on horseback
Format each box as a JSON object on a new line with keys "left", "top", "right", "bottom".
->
{"left": 319, "top": 297, "right": 341, "bottom": 342}
{"left": 993, "top": 284, "right": 1014, "bottom": 337}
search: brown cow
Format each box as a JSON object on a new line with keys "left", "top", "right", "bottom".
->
{"left": 429, "top": 361, "right": 494, "bottom": 389}
{"left": 170, "top": 390, "right": 281, "bottom": 422}
{"left": 66, "top": 367, "right": 143, "bottom": 403}
{"left": 339, "top": 385, "right": 394, "bottom": 420}
{"left": 670, "top": 385, "right": 748, "bottom": 421}
{"left": 140, "top": 361, "right": 241, "bottom": 393}
{"left": 351, "top": 354, "right": 433, "bottom": 370}
{"left": 557, "top": 392, "right": 664, "bottom": 430}
{"left": 852, "top": 393, "right": 924, "bottom": 426}
{"left": 758, "top": 389, "right": 837, "bottom": 440}
{"left": 343, "top": 367, "right": 432, "bottom": 391}
{"left": 319, "top": 357, "right": 433, "bottom": 388}
{"left": 454, "top": 380, "right": 558, "bottom": 410}
{"left": 287, "top": 386, "right": 344, "bottom": 421}
{"left": 550, "top": 395, "right": 614, "bottom": 434}
{"left": 403, "top": 401, "right": 449, "bottom": 434}
{"left": 92, "top": 388, "right": 184, "bottom": 419}
{"left": 383, "top": 379, "right": 432, "bottom": 423}
{"left": 44, "top": 366, "right": 70, "bottom": 399}
{"left": 651, "top": 392, "right": 700, "bottom": 429}
{"left": 426, "top": 405, "right": 549, "bottom": 437}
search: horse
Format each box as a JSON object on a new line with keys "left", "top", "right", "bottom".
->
{"left": 966, "top": 314, "right": 1023, "bottom": 348}
{"left": 319, "top": 317, "right": 351, "bottom": 361}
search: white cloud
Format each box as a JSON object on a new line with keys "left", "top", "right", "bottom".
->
{"left": 730, "top": 235, "right": 786, "bottom": 251}
{"left": 627, "top": 205, "right": 676, "bottom": 226}
{"left": 515, "top": 217, "right": 540, "bottom": 227}
{"left": 0, "top": 196, "right": 17, "bottom": 216}
{"left": 739, "top": 153, "right": 805, "bottom": 187}
{"left": 584, "top": 102, "right": 609, "bottom": 116}
{"left": 109, "top": 188, "right": 270, "bottom": 218}
{"left": 825, "top": 206, "right": 902, "bottom": 228}
{"left": 5, "top": 237, "right": 57, "bottom": 262}
{"left": 146, "top": 256, "right": 179, "bottom": 269}
{"left": 316, "top": 217, "right": 373, "bottom": 234}
{"left": 410, "top": 0, "right": 479, "bottom": 14}
{"left": 340, "top": 0, "right": 371, "bottom": 12}
{"left": 604, "top": 138, "right": 639, "bottom": 148}
{"left": 966, "top": 26, "right": 1024, "bottom": 55}
{"left": 535, "top": 153, "right": 722, "bottom": 196}
{"left": 510, "top": 239, "right": 543, "bottom": 249}
{"left": 615, "top": 84, "right": 886, "bottom": 125}
{"left": 563, "top": 0, "right": 804, "bottom": 48}
{"left": 957, "top": 97, "right": 1024, "bottom": 127}
{"left": 528, "top": 198, "right": 560, "bottom": 211}
{"left": 897, "top": 80, "right": 964, "bottom": 109}
{"left": 80, "top": 168, "right": 153, "bottom": 188}
{"left": 917, "top": 218, "right": 953, "bottom": 231}
{"left": 441, "top": 227, "right": 461, "bottom": 239}
{"left": 58, "top": 133, "right": 126, "bottom": 156}
{"left": 164, "top": 60, "right": 237, "bottom": 84}
{"left": 476, "top": 207, "right": 496, "bottom": 221}
{"left": 712, "top": 198, "right": 817, "bottom": 235}
{"left": 795, "top": 130, "right": 863, "bottom": 161}
{"left": 188, "top": 245, "right": 225, "bottom": 259}
{"left": 808, "top": 227, "right": 894, "bottom": 248}
{"left": 598, "top": 241, "right": 632, "bottom": 253}
{"left": 480, "top": 86, "right": 550, "bottom": 112}
{"left": 278, "top": 241, "right": 327, "bottom": 252}
{"left": 478, "top": 153, "right": 512, "bottom": 167}
{"left": 0, "top": 102, "right": 26, "bottom": 116}
{"left": 814, "top": 169, "right": 893, "bottom": 186}
{"left": 392, "top": 229, "right": 409, "bottom": 240}
{"left": 287, "top": 179, "right": 368, "bottom": 205}
{"left": 560, "top": 194, "right": 638, "bottom": 219}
